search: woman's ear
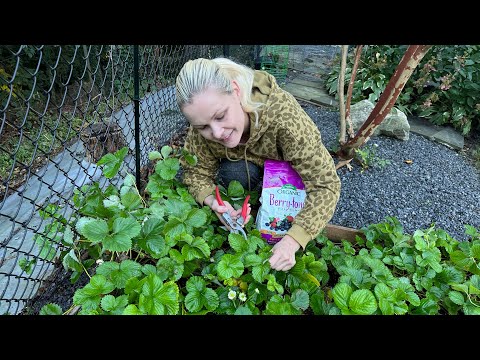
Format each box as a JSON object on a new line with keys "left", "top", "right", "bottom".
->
{"left": 231, "top": 79, "right": 241, "bottom": 98}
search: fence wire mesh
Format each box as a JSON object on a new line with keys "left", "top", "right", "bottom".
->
{"left": 0, "top": 45, "right": 260, "bottom": 315}
{"left": 0, "top": 44, "right": 343, "bottom": 314}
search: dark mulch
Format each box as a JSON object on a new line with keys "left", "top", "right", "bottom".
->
{"left": 20, "top": 265, "right": 90, "bottom": 315}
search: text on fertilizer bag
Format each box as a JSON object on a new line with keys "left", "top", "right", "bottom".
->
{"left": 268, "top": 193, "right": 305, "bottom": 210}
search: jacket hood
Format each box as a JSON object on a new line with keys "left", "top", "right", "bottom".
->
{"left": 244, "top": 70, "right": 281, "bottom": 146}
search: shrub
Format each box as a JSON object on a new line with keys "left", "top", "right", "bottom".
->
{"left": 325, "top": 45, "right": 480, "bottom": 136}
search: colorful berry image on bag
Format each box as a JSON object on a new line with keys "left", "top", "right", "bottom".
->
{"left": 256, "top": 159, "right": 306, "bottom": 244}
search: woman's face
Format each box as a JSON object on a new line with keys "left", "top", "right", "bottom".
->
{"left": 181, "top": 80, "right": 249, "bottom": 148}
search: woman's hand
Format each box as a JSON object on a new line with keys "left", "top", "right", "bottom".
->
{"left": 269, "top": 235, "right": 301, "bottom": 271}
{"left": 204, "top": 194, "right": 251, "bottom": 229}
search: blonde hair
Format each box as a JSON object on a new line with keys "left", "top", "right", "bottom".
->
{"left": 175, "top": 57, "right": 264, "bottom": 126}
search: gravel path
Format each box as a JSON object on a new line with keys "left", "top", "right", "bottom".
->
{"left": 303, "top": 104, "right": 480, "bottom": 241}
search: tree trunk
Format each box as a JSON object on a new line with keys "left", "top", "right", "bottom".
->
{"left": 338, "top": 45, "right": 348, "bottom": 144}
{"left": 344, "top": 45, "right": 363, "bottom": 140}
{"left": 336, "top": 45, "right": 432, "bottom": 161}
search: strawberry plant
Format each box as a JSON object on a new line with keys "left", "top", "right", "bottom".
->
{"left": 37, "top": 147, "right": 480, "bottom": 315}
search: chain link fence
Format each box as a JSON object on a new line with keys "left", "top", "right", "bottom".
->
{"left": 0, "top": 44, "right": 260, "bottom": 315}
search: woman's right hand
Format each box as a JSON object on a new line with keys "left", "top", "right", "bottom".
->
{"left": 204, "top": 194, "right": 234, "bottom": 229}
{"left": 204, "top": 194, "right": 251, "bottom": 229}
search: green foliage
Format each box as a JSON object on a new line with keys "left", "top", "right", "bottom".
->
{"left": 325, "top": 45, "right": 480, "bottom": 136}
{"left": 36, "top": 148, "right": 480, "bottom": 315}
{"left": 354, "top": 143, "right": 391, "bottom": 172}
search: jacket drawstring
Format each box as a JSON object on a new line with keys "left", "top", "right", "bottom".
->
{"left": 225, "top": 146, "right": 251, "bottom": 191}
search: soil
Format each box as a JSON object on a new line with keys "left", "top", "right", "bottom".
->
{"left": 461, "top": 131, "right": 480, "bottom": 170}
{"left": 20, "top": 265, "right": 90, "bottom": 315}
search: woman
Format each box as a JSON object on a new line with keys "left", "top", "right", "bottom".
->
{"left": 175, "top": 57, "right": 341, "bottom": 271}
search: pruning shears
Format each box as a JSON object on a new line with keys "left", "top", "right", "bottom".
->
{"left": 215, "top": 185, "right": 250, "bottom": 239}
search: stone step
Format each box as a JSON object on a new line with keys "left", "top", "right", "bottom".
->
{"left": 283, "top": 83, "right": 339, "bottom": 108}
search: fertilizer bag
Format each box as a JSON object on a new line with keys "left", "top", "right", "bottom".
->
{"left": 256, "top": 159, "right": 306, "bottom": 244}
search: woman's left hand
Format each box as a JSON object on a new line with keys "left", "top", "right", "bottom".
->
{"left": 231, "top": 203, "right": 252, "bottom": 227}
{"left": 269, "top": 235, "right": 301, "bottom": 271}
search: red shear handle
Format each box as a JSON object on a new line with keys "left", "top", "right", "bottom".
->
{"left": 215, "top": 186, "right": 225, "bottom": 206}
{"left": 241, "top": 195, "right": 250, "bottom": 221}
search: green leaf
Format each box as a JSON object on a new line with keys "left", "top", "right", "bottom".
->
{"left": 228, "top": 232, "right": 249, "bottom": 253}
{"left": 185, "top": 276, "right": 206, "bottom": 293}
{"left": 123, "top": 173, "right": 136, "bottom": 187}
{"left": 393, "top": 302, "right": 409, "bottom": 315}
{"left": 185, "top": 208, "right": 207, "bottom": 228}
{"left": 182, "top": 244, "right": 205, "bottom": 261}
{"left": 471, "top": 275, "right": 480, "bottom": 291}
{"left": 465, "top": 225, "right": 479, "bottom": 238}
{"left": 348, "top": 289, "right": 377, "bottom": 315}
{"left": 121, "top": 192, "right": 142, "bottom": 211}
{"left": 265, "top": 297, "right": 298, "bottom": 315}
{"left": 103, "top": 217, "right": 141, "bottom": 252}
{"left": 448, "top": 291, "right": 465, "bottom": 305}
{"left": 145, "top": 174, "right": 170, "bottom": 199}
{"left": 203, "top": 288, "right": 220, "bottom": 311}
{"left": 148, "top": 151, "right": 162, "bottom": 160}
{"left": 227, "top": 180, "right": 244, "bottom": 198}
{"left": 251, "top": 263, "right": 270, "bottom": 283}
{"left": 413, "top": 230, "right": 428, "bottom": 251}
{"left": 142, "top": 264, "right": 157, "bottom": 276}
{"left": 138, "top": 218, "right": 166, "bottom": 258}
{"left": 123, "top": 304, "right": 143, "bottom": 315}
{"left": 169, "top": 249, "right": 184, "bottom": 264}
{"left": 35, "top": 236, "right": 57, "bottom": 261}
{"left": 190, "top": 236, "right": 210, "bottom": 258}
{"left": 124, "top": 277, "right": 144, "bottom": 296}
{"left": 163, "top": 220, "right": 185, "bottom": 243}
{"left": 79, "top": 219, "right": 109, "bottom": 243}
{"left": 450, "top": 250, "right": 473, "bottom": 269}
{"left": 290, "top": 289, "right": 309, "bottom": 311}
{"left": 96, "top": 154, "right": 118, "bottom": 177}
{"left": 471, "top": 244, "right": 480, "bottom": 259}
{"left": 411, "top": 298, "right": 439, "bottom": 315}
{"left": 85, "top": 274, "right": 116, "bottom": 296}
{"left": 139, "top": 276, "right": 179, "bottom": 315}
{"left": 164, "top": 198, "right": 191, "bottom": 220}
{"left": 97, "top": 260, "right": 143, "bottom": 289}
{"left": 73, "top": 287, "right": 101, "bottom": 311}
{"left": 156, "top": 257, "right": 184, "bottom": 282}
{"left": 161, "top": 145, "right": 173, "bottom": 159}
{"left": 100, "top": 294, "right": 129, "bottom": 314}
{"left": 62, "top": 251, "right": 82, "bottom": 273}
{"left": 378, "top": 298, "right": 394, "bottom": 315}
{"left": 374, "top": 283, "right": 394, "bottom": 302}
{"left": 97, "top": 147, "right": 128, "bottom": 178}
{"left": 63, "top": 225, "right": 74, "bottom": 245}
{"left": 155, "top": 157, "right": 180, "bottom": 180}
{"left": 103, "top": 195, "right": 124, "bottom": 209}
{"left": 184, "top": 277, "right": 219, "bottom": 313}
{"left": 266, "top": 274, "right": 284, "bottom": 295}
{"left": 183, "top": 153, "right": 197, "bottom": 166}
{"left": 184, "top": 292, "right": 203, "bottom": 313}
{"left": 234, "top": 306, "right": 253, "bottom": 315}
{"left": 39, "top": 303, "right": 63, "bottom": 315}
{"left": 217, "top": 254, "right": 244, "bottom": 280}
{"left": 73, "top": 274, "right": 115, "bottom": 311}
{"left": 463, "top": 304, "right": 480, "bottom": 315}
{"left": 244, "top": 253, "right": 262, "bottom": 267}
{"left": 148, "top": 202, "right": 165, "bottom": 219}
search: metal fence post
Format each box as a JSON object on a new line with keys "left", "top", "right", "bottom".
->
{"left": 133, "top": 45, "right": 141, "bottom": 190}
{"left": 223, "top": 45, "right": 230, "bottom": 58}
